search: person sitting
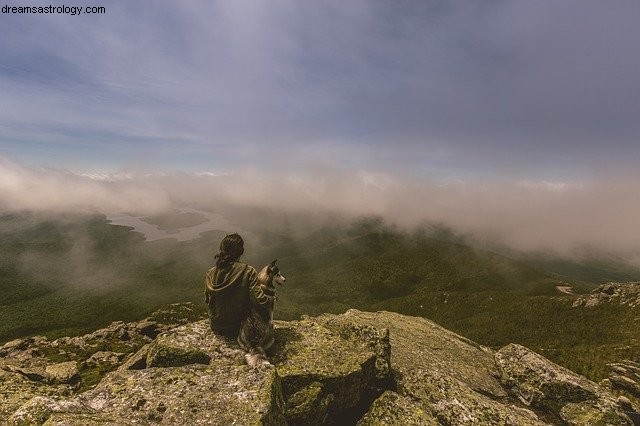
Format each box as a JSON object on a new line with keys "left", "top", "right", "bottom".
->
{"left": 204, "top": 233, "right": 273, "bottom": 366}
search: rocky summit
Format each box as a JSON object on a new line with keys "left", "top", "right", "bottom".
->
{"left": 1, "top": 304, "right": 639, "bottom": 425}
{"left": 573, "top": 283, "right": 640, "bottom": 308}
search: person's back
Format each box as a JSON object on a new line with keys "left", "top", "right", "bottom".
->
{"left": 205, "top": 260, "right": 258, "bottom": 338}
{"left": 204, "top": 233, "right": 275, "bottom": 366}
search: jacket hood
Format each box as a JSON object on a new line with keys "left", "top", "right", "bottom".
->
{"left": 208, "top": 262, "right": 250, "bottom": 293}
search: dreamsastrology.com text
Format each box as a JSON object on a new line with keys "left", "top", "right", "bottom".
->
{"left": 2, "top": 5, "right": 105, "bottom": 15}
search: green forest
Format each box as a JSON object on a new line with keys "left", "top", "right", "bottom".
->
{"left": 1, "top": 212, "right": 639, "bottom": 382}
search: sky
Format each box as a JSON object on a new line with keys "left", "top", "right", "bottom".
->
{"left": 2, "top": 1, "right": 640, "bottom": 255}
{"left": 1, "top": 0, "right": 639, "bottom": 178}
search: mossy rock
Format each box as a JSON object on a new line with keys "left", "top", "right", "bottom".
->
{"left": 6, "top": 396, "right": 89, "bottom": 426}
{"left": 76, "top": 361, "right": 286, "bottom": 425}
{"left": 43, "top": 412, "right": 130, "bottom": 425}
{"left": 560, "top": 401, "right": 634, "bottom": 425}
{"left": 146, "top": 320, "right": 218, "bottom": 368}
{"left": 357, "top": 390, "right": 438, "bottom": 425}
{"left": 0, "top": 368, "right": 73, "bottom": 421}
{"left": 272, "top": 318, "right": 378, "bottom": 423}
{"left": 404, "top": 371, "right": 543, "bottom": 425}
{"left": 318, "top": 310, "right": 543, "bottom": 425}
{"left": 285, "top": 381, "right": 332, "bottom": 425}
{"left": 45, "top": 361, "right": 79, "bottom": 384}
{"left": 496, "top": 343, "right": 634, "bottom": 424}
{"left": 316, "top": 311, "right": 392, "bottom": 387}
{"left": 320, "top": 310, "right": 505, "bottom": 399}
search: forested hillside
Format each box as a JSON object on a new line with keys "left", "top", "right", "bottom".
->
{"left": 2, "top": 212, "right": 639, "bottom": 382}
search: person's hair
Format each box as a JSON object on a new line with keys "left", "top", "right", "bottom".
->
{"left": 215, "top": 233, "right": 244, "bottom": 268}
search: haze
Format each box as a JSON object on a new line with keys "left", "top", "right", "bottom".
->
{"left": 2, "top": 1, "right": 640, "bottom": 257}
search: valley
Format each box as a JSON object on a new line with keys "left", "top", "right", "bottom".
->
{"left": 1, "top": 211, "right": 639, "bottom": 384}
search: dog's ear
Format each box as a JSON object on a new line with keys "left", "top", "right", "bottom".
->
{"left": 270, "top": 259, "right": 277, "bottom": 266}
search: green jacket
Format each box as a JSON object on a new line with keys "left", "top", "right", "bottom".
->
{"left": 204, "top": 261, "right": 272, "bottom": 336}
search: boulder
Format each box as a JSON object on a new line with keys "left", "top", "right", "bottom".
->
{"left": 117, "top": 344, "right": 150, "bottom": 371}
{"left": 573, "top": 282, "right": 640, "bottom": 307}
{"left": 271, "top": 317, "right": 379, "bottom": 424}
{"left": 315, "top": 312, "right": 392, "bottom": 387}
{"left": 85, "top": 351, "right": 126, "bottom": 368}
{"left": 75, "top": 362, "right": 286, "bottom": 425}
{"left": 320, "top": 309, "right": 506, "bottom": 398}
{"left": 45, "top": 362, "right": 79, "bottom": 385}
{"left": 357, "top": 390, "right": 439, "bottom": 425}
{"left": 135, "top": 320, "right": 159, "bottom": 338}
{"left": 145, "top": 320, "right": 239, "bottom": 368}
{"left": 1, "top": 338, "right": 29, "bottom": 353}
{"left": 284, "top": 381, "right": 332, "bottom": 425}
{"left": 6, "top": 396, "right": 88, "bottom": 425}
{"left": 316, "top": 310, "right": 542, "bottom": 424}
{"left": 608, "top": 360, "right": 640, "bottom": 398}
{"left": 495, "top": 343, "right": 636, "bottom": 424}
{"left": 4, "top": 307, "right": 638, "bottom": 425}
{"left": 0, "top": 368, "right": 74, "bottom": 421}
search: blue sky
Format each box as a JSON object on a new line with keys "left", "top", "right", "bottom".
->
{"left": 1, "top": 0, "right": 640, "bottom": 179}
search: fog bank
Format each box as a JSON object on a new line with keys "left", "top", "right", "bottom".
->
{"left": 2, "top": 158, "right": 640, "bottom": 256}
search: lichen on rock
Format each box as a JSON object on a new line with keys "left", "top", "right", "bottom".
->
{"left": 496, "top": 343, "right": 635, "bottom": 424}
{"left": 271, "top": 317, "right": 380, "bottom": 424}
{"left": 74, "top": 362, "right": 286, "bottom": 425}
{"left": 145, "top": 320, "right": 219, "bottom": 368}
{"left": 357, "top": 390, "right": 439, "bottom": 425}
{"left": 2, "top": 304, "right": 639, "bottom": 425}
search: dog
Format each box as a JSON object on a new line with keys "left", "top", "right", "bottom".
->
{"left": 240, "top": 259, "right": 285, "bottom": 367}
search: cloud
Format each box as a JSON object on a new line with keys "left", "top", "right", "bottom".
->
{"left": 1, "top": 0, "right": 640, "bottom": 176}
{"left": 2, "top": 158, "right": 640, "bottom": 257}
{"left": 0, "top": 158, "right": 170, "bottom": 214}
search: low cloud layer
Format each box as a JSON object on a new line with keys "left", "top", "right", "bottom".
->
{"left": 2, "top": 158, "right": 640, "bottom": 257}
{"left": 0, "top": 158, "right": 171, "bottom": 214}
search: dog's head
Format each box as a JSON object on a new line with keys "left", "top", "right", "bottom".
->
{"left": 268, "top": 259, "right": 286, "bottom": 286}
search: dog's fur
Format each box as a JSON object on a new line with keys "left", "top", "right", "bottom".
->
{"left": 239, "top": 259, "right": 285, "bottom": 367}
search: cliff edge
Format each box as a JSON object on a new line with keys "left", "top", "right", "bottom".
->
{"left": 1, "top": 304, "right": 638, "bottom": 425}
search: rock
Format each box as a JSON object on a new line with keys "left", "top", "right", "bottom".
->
{"left": 2, "top": 364, "right": 48, "bottom": 382}
{"left": 573, "top": 282, "right": 640, "bottom": 307}
{"left": 315, "top": 312, "right": 392, "bottom": 388}
{"left": 2, "top": 338, "right": 28, "bottom": 353}
{"left": 6, "top": 396, "right": 87, "bottom": 425}
{"left": 117, "top": 344, "right": 150, "bottom": 371}
{"left": 75, "top": 362, "right": 286, "bottom": 425}
{"left": 4, "top": 307, "right": 637, "bottom": 425}
{"left": 271, "top": 317, "right": 379, "bottom": 424}
{"left": 0, "top": 368, "right": 74, "bottom": 420}
{"left": 317, "top": 310, "right": 541, "bottom": 424}
{"left": 135, "top": 320, "right": 159, "bottom": 338}
{"left": 357, "top": 390, "right": 439, "bottom": 425}
{"left": 45, "top": 361, "right": 79, "bottom": 385}
{"left": 284, "top": 381, "right": 332, "bottom": 425}
{"left": 85, "top": 351, "right": 126, "bottom": 368}
{"left": 43, "top": 412, "right": 129, "bottom": 425}
{"left": 560, "top": 401, "right": 634, "bottom": 425}
{"left": 608, "top": 361, "right": 640, "bottom": 399}
{"left": 331, "top": 310, "right": 506, "bottom": 397}
{"left": 611, "top": 374, "right": 640, "bottom": 397}
{"left": 406, "top": 371, "right": 543, "bottom": 425}
{"left": 145, "top": 320, "right": 221, "bottom": 368}
{"left": 495, "top": 343, "right": 635, "bottom": 424}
